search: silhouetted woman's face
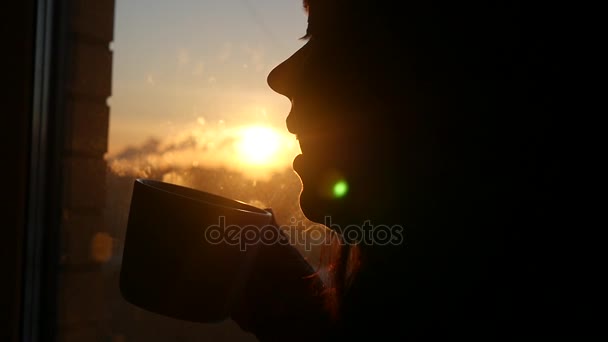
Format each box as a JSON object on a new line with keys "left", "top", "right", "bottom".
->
{"left": 267, "top": 0, "right": 526, "bottom": 227}
{"left": 266, "top": 1, "right": 411, "bottom": 225}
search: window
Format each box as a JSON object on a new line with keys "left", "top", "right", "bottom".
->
{"left": 54, "top": 1, "right": 324, "bottom": 341}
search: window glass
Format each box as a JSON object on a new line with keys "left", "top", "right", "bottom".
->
{"left": 60, "top": 1, "right": 324, "bottom": 341}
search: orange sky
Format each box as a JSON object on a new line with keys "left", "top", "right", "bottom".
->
{"left": 108, "top": 0, "right": 307, "bottom": 172}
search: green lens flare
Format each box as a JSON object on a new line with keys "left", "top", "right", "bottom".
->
{"left": 332, "top": 180, "right": 349, "bottom": 198}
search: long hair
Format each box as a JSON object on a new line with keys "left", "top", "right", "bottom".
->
{"left": 314, "top": 229, "right": 361, "bottom": 321}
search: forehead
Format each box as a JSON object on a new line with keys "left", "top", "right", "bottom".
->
{"left": 304, "top": 0, "right": 398, "bottom": 42}
{"left": 304, "top": 0, "right": 344, "bottom": 13}
{"left": 304, "top": 0, "right": 364, "bottom": 28}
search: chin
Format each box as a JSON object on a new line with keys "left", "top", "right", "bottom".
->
{"left": 298, "top": 188, "right": 326, "bottom": 224}
{"left": 293, "top": 154, "right": 353, "bottom": 227}
{"left": 298, "top": 184, "right": 351, "bottom": 231}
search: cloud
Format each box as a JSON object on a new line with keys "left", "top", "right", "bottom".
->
{"left": 107, "top": 119, "right": 299, "bottom": 181}
{"left": 112, "top": 137, "right": 161, "bottom": 160}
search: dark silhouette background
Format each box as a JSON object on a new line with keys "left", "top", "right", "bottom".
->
{"left": 230, "top": 0, "right": 588, "bottom": 340}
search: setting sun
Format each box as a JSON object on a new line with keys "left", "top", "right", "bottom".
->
{"left": 236, "top": 126, "right": 281, "bottom": 166}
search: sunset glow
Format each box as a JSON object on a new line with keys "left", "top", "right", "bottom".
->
{"left": 236, "top": 126, "right": 281, "bottom": 166}
{"left": 108, "top": 0, "right": 307, "bottom": 158}
{"left": 108, "top": 0, "right": 307, "bottom": 182}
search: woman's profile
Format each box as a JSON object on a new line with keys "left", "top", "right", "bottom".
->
{"left": 229, "top": 0, "right": 580, "bottom": 340}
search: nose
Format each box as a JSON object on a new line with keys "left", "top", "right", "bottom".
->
{"left": 267, "top": 59, "right": 291, "bottom": 98}
{"left": 268, "top": 61, "right": 296, "bottom": 134}
{"left": 267, "top": 42, "right": 311, "bottom": 98}
{"left": 267, "top": 58, "right": 294, "bottom": 99}
{"left": 267, "top": 45, "right": 309, "bottom": 134}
